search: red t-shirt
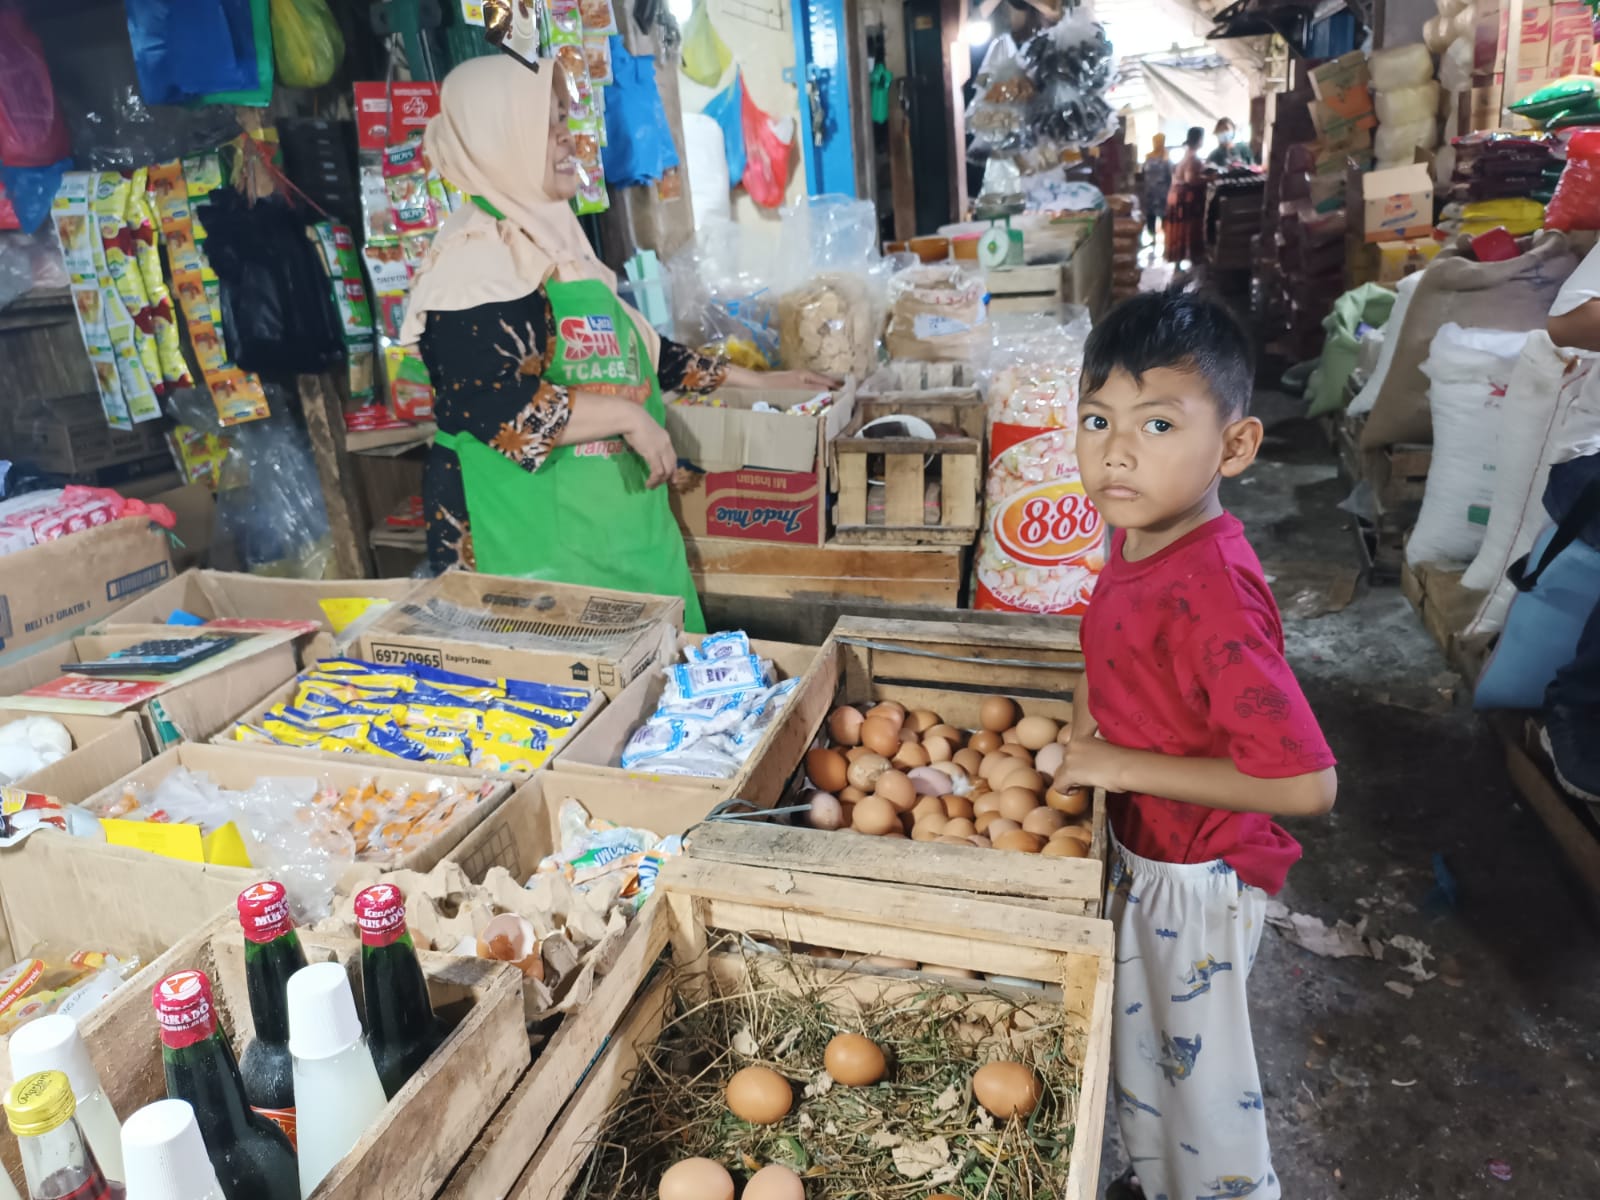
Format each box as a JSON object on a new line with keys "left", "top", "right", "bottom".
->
{"left": 1080, "top": 513, "right": 1335, "bottom": 893}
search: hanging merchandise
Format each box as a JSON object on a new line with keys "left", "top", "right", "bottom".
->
{"left": 582, "top": 0, "right": 620, "bottom": 37}
{"left": 871, "top": 61, "right": 892, "bottom": 125}
{"left": 0, "top": 7, "right": 71, "bottom": 168}
{"left": 483, "top": 0, "right": 543, "bottom": 65}
{"left": 123, "top": 0, "right": 263, "bottom": 105}
{"left": 210, "top": 398, "right": 337, "bottom": 577}
{"left": 202, "top": 0, "right": 274, "bottom": 106}
{"left": 682, "top": 0, "right": 734, "bottom": 88}
{"left": 603, "top": 36, "right": 681, "bottom": 188}
{"left": 147, "top": 157, "right": 272, "bottom": 426}
{"left": 193, "top": 188, "right": 345, "bottom": 375}
{"left": 270, "top": 0, "right": 345, "bottom": 89}
{"left": 975, "top": 311, "right": 1103, "bottom": 616}
{"left": 549, "top": 0, "right": 611, "bottom": 215}
{"left": 741, "top": 82, "right": 795, "bottom": 209}
{"left": 703, "top": 75, "right": 748, "bottom": 187}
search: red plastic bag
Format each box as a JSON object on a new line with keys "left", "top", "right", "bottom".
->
{"left": 1546, "top": 129, "right": 1600, "bottom": 231}
{"left": 740, "top": 83, "right": 794, "bottom": 209}
{"left": 0, "top": 8, "right": 70, "bottom": 168}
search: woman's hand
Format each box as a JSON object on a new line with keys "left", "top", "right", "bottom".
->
{"left": 622, "top": 408, "right": 677, "bottom": 489}
{"left": 722, "top": 364, "right": 842, "bottom": 392}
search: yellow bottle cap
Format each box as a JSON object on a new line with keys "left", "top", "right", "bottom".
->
{"left": 4, "top": 1069, "right": 76, "bottom": 1137}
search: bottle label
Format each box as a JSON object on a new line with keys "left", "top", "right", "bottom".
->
{"left": 238, "top": 881, "right": 294, "bottom": 944}
{"left": 252, "top": 1104, "right": 298, "bottom": 1150}
{"left": 152, "top": 969, "right": 218, "bottom": 1049}
{"left": 353, "top": 883, "right": 408, "bottom": 948}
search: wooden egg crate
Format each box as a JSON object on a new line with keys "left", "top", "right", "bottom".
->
{"left": 724, "top": 615, "right": 1106, "bottom": 918}
{"left": 2, "top": 911, "right": 527, "bottom": 1200}
{"left": 512, "top": 857, "right": 1114, "bottom": 1200}
{"left": 830, "top": 389, "right": 985, "bottom": 547}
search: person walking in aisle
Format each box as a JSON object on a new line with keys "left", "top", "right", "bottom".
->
{"left": 1165, "top": 127, "right": 1208, "bottom": 268}
{"left": 1140, "top": 134, "right": 1173, "bottom": 264}
{"left": 400, "top": 55, "right": 830, "bottom": 630}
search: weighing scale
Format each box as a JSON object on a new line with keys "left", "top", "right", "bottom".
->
{"left": 973, "top": 195, "right": 1026, "bottom": 270}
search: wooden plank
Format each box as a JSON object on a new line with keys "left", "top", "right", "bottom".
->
{"left": 943, "top": 450, "right": 979, "bottom": 528}
{"left": 1502, "top": 722, "right": 1600, "bottom": 899}
{"left": 836, "top": 451, "right": 868, "bottom": 526}
{"left": 300, "top": 372, "right": 372, "bottom": 578}
{"left": 684, "top": 537, "right": 964, "bottom": 607}
{"left": 852, "top": 388, "right": 985, "bottom": 439}
{"left": 987, "top": 262, "right": 1067, "bottom": 297}
{"left": 884, "top": 453, "right": 926, "bottom": 526}
{"left": 686, "top": 821, "right": 1100, "bottom": 911}
{"left": 832, "top": 524, "right": 976, "bottom": 547}
{"left": 346, "top": 423, "right": 437, "bottom": 455}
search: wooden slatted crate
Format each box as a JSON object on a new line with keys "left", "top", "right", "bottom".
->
{"left": 729, "top": 615, "right": 1106, "bottom": 918}
{"left": 831, "top": 389, "right": 986, "bottom": 547}
{"left": 510, "top": 858, "right": 1114, "bottom": 1200}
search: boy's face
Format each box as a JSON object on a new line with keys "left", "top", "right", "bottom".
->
{"left": 1078, "top": 365, "right": 1262, "bottom": 532}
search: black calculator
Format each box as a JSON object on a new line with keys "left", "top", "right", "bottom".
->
{"left": 69, "top": 634, "right": 241, "bottom": 676}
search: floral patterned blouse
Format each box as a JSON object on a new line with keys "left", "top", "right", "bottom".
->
{"left": 418, "top": 287, "right": 727, "bottom": 572}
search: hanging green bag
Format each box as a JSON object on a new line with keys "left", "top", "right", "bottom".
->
{"left": 270, "top": 0, "right": 344, "bottom": 88}
{"left": 682, "top": 0, "right": 733, "bottom": 87}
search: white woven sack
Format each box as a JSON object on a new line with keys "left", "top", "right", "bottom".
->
{"left": 1407, "top": 324, "right": 1531, "bottom": 566}
{"left": 1350, "top": 270, "right": 1422, "bottom": 417}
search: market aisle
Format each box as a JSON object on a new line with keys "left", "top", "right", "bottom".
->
{"left": 1097, "top": 394, "right": 1600, "bottom": 1199}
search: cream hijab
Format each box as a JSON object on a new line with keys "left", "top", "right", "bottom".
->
{"left": 398, "top": 55, "right": 658, "bottom": 363}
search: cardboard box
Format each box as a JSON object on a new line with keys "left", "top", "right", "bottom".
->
{"left": 1360, "top": 163, "right": 1435, "bottom": 243}
{"left": 1520, "top": 1, "right": 1555, "bottom": 69}
{"left": 6, "top": 395, "right": 169, "bottom": 475}
{"left": 665, "top": 387, "right": 857, "bottom": 547}
{"left": 1549, "top": 2, "right": 1594, "bottom": 71}
{"left": 0, "top": 629, "right": 299, "bottom": 749}
{"left": 0, "top": 519, "right": 173, "bottom": 661}
{"left": 1309, "top": 52, "right": 1374, "bottom": 123}
{"left": 354, "top": 570, "right": 683, "bottom": 696}
{"left": 1510, "top": 66, "right": 1562, "bottom": 106}
{"left": 1472, "top": 83, "right": 1503, "bottom": 130}
{"left": 96, "top": 568, "right": 422, "bottom": 665}
{"left": 0, "top": 709, "right": 147, "bottom": 805}
{"left": 546, "top": 633, "right": 819, "bottom": 835}
{"left": 1475, "top": 7, "right": 1508, "bottom": 75}
{"left": 1373, "top": 237, "right": 1445, "bottom": 284}
{"left": 1310, "top": 98, "right": 1376, "bottom": 139}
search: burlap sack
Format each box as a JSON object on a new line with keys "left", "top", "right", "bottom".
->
{"left": 1361, "top": 229, "right": 1577, "bottom": 449}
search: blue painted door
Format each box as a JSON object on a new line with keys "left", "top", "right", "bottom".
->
{"left": 789, "top": 0, "right": 858, "bottom": 195}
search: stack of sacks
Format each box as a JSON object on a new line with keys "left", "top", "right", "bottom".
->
{"left": 1370, "top": 43, "right": 1440, "bottom": 170}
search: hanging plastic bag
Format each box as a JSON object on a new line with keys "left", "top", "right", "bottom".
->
{"left": 0, "top": 8, "right": 70, "bottom": 168}
{"left": 202, "top": 0, "right": 274, "bottom": 106}
{"left": 741, "top": 83, "right": 794, "bottom": 209}
{"left": 270, "top": 0, "right": 344, "bottom": 89}
{"left": 682, "top": 0, "right": 734, "bottom": 87}
{"left": 603, "top": 36, "right": 681, "bottom": 187}
{"left": 703, "top": 75, "right": 747, "bottom": 187}
{"left": 123, "top": 0, "right": 260, "bottom": 105}
{"left": 1546, "top": 130, "right": 1600, "bottom": 230}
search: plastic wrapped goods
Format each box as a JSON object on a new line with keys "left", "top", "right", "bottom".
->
{"left": 974, "top": 312, "right": 1105, "bottom": 615}
{"left": 779, "top": 273, "right": 878, "bottom": 379}
{"left": 883, "top": 264, "right": 988, "bottom": 363}
{"left": 1369, "top": 43, "right": 1436, "bottom": 91}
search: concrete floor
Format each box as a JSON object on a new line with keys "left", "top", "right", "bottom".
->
{"left": 1098, "top": 396, "right": 1600, "bottom": 1197}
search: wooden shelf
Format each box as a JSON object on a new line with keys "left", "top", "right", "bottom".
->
{"left": 346, "top": 423, "right": 436, "bottom": 456}
{"left": 369, "top": 525, "right": 426, "bottom": 552}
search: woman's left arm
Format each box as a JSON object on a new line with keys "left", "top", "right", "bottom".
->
{"left": 657, "top": 336, "right": 838, "bottom": 395}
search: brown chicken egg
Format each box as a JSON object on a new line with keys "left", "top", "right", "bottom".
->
{"left": 726, "top": 1066, "right": 792, "bottom": 1124}
{"left": 972, "top": 1061, "right": 1043, "bottom": 1118}
{"left": 911, "top": 815, "right": 947, "bottom": 841}
{"left": 922, "top": 735, "right": 954, "bottom": 763}
{"left": 875, "top": 769, "right": 917, "bottom": 812}
{"left": 997, "top": 787, "right": 1040, "bottom": 823}
{"left": 1042, "top": 838, "right": 1089, "bottom": 858}
{"left": 942, "top": 817, "right": 977, "bottom": 838}
{"left": 840, "top": 785, "right": 867, "bottom": 804}
{"left": 969, "top": 730, "right": 1003, "bottom": 756}
{"left": 907, "top": 709, "right": 941, "bottom": 734}
{"left": 861, "top": 717, "right": 901, "bottom": 758}
{"left": 866, "top": 702, "right": 906, "bottom": 727}
{"left": 978, "top": 752, "right": 1013, "bottom": 782}
{"left": 805, "top": 792, "right": 845, "bottom": 831}
{"left": 912, "top": 794, "right": 946, "bottom": 820}
{"left": 952, "top": 747, "right": 984, "bottom": 776}
{"left": 998, "top": 766, "right": 1045, "bottom": 795}
{"left": 1001, "top": 727, "right": 1021, "bottom": 745}
{"left": 1045, "top": 786, "right": 1090, "bottom": 815}
{"left": 980, "top": 696, "right": 1020, "bottom": 732}
{"left": 825, "top": 1033, "right": 888, "bottom": 1085}
{"left": 827, "top": 706, "right": 865, "bottom": 747}
{"left": 659, "top": 1157, "right": 734, "bottom": 1200}
{"left": 805, "top": 748, "right": 848, "bottom": 794}
{"left": 972, "top": 792, "right": 1003, "bottom": 817}
{"left": 476, "top": 913, "right": 544, "bottom": 980}
{"left": 1015, "top": 716, "right": 1060, "bottom": 750}
{"left": 893, "top": 741, "right": 930, "bottom": 769}
{"left": 993, "top": 829, "right": 1046, "bottom": 854}
{"left": 984, "top": 817, "right": 1021, "bottom": 840}
{"left": 927, "top": 723, "right": 964, "bottom": 745}
{"left": 943, "top": 795, "right": 974, "bottom": 820}
{"left": 998, "top": 743, "right": 1033, "bottom": 763}
{"left": 743, "top": 1164, "right": 805, "bottom": 1200}
{"left": 936, "top": 834, "right": 973, "bottom": 845}
{"left": 852, "top": 796, "right": 900, "bottom": 836}
{"left": 847, "top": 753, "right": 892, "bottom": 791}
{"left": 1059, "top": 822, "right": 1094, "bottom": 844}
{"left": 1022, "top": 807, "right": 1068, "bottom": 836}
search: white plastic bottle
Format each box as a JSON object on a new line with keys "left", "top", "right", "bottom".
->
{"left": 287, "top": 962, "right": 388, "bottom": 1198}
{"left": 120, "top": 1100, "right": 225, "bottom": 1200}
{"left": 8, "top": 1014, "right": 124, "bottom": 1183}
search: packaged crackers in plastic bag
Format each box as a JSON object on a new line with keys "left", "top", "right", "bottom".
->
{"left": 974, "top": 310, "right": 1106, "bottom": 616}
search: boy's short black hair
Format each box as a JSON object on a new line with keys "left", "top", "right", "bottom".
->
{"left": 1082, "top": 289, "right": 1254, "bottom": 418}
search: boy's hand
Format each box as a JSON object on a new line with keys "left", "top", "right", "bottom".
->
{"left": 1052, "top": 733, "right": 1127, "bottom": 794}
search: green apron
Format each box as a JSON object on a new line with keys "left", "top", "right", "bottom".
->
{"left": 433, "top": 275, "right": 706, "bottom": 633}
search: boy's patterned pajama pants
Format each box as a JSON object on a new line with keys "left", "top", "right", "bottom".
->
{"left": 1105, "top": 834, "right": 1281, "bottom": 1200}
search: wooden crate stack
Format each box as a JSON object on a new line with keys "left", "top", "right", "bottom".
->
{"left": 1336, "top": 409, "right": 1432, "bottom": 584}
{"left": 1109, "top": 196, "right": 1141, "bottom": 305}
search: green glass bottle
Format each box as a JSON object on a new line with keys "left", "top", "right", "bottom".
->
{"left": 236, "top": 882, "right": 306, "bottom": 1148}
{"left": 353, "top": 884, "right": 448, "bottom": 1099}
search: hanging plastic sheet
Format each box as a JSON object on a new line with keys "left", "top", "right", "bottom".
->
{"left": 703, "top": 74, "right": 747, "bottom": 189}
{"left": 741, "top": 80, "right": 794, "bottom": 209}
{"left": 682, "top": 0, "right": 733, "bottom": 87}
{"left": 123, "top": 0, "right": 262, "bottom": 105}
{"left": 201, "top": 0, "right": 273, "bottom": 106}
{"left": 602, "top": 36, "right": 681, "bottom": 187}
{"left": 0, "top": 8, "right": 71, "bottom": 167}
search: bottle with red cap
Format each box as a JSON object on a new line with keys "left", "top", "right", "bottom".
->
{"left": 150, "top": 970, "right": 296, "bottom": 1200}
{"left": 352, "top": 884, "right": 448, "bottom": 1099}
{"left": 235, "top": 882, "right": 306, "bottom": 1149}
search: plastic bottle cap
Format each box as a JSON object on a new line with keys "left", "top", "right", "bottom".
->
{"left": 287, "top": 962, "right": 364, "bottom": 1061}
{"left": 121, "top": 1100, "right": 220, "bottom": 1200}
{"left": 8, "top": 1015, "right": 100, "bottom": 1102}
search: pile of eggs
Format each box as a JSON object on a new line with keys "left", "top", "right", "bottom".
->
{"left": 799, "top": 696, "right": 1093, "bottom": 857}
{"left": 657, "top": 1033, "right": 1045, "bottom": 1200}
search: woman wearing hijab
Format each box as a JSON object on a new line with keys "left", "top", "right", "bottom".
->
{"left": 400, "top": 55, "right": 827, "bottom": 631}
{"left": 1164, "top": 126, "right": 1208, "bottom": 266}
{"left": 1140, "top": 133, "right": 1172, "bottom": 256}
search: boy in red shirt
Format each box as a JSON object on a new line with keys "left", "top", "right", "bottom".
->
{"left": 1054, "top": 290, "right": 1337, "bottom": 1200}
